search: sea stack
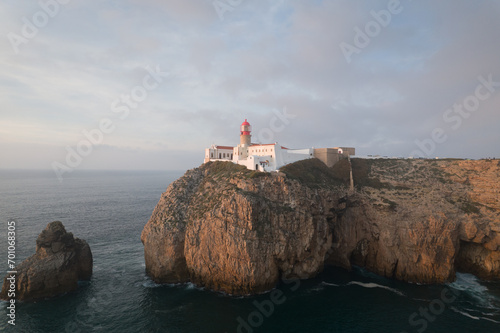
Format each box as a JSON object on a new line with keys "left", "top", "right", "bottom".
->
{"left": 0, "top": 221, "right": 93, "bottom": 302}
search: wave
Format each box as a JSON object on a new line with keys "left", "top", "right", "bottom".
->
{"left": 307, "top": 286, "right": 325, "bottom": 293}
{"left": 413, "top": 298, "right": 432, "bottom": 302}
{"left": 449, "top": 273, "right": 488, "bottom": 294}
{"left": 185, "top": 282, "right": 204, "bottom": 291}
{"left": 140, "top": 279, "right": 163, "bottom": 288}
{"left": 321, "top": 282, "right": 340, "bottom": 287}
{"left": 463, "top": 307, "right": 500, "bottom": 320}
{"left": 347, "top": 281, "right": 405, "bottom": 296}
{"left": 449, "top": 273, "right": 500, "bottom": 310}
{"left": 450, "top": 307, "right": 500, "bottom": 324}
{"left": 140, "top": 280, "right": 205, "bottom": 291}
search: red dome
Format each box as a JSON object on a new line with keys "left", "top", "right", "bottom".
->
{"left": 240, "top": 119, "right": 251, "bottom": 135}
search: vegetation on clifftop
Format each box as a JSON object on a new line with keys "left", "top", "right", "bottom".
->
{"left": 279, "top": 158, "right": 345, "bottom": 188}
{"left": 203, "top": 161, "right": 270, "bottom": 179}
{"left": 200, "top": 159, "right": 498, "bottom": 218}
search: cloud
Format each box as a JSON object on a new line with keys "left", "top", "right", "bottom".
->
{"left": 0, "top": 0, "right": 499, "bottom": 171}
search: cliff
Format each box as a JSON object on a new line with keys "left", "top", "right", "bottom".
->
{"left": 141, "top": 159, "right": 500, "bottom": 295}
{"left": 0, "top": 221, "right": 93, "bottom": 301}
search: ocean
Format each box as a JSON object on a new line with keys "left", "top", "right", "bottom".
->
{"left": 0, "top": 170, "right": 499, "bottom": 333}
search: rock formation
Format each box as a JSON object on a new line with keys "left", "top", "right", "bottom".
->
{"left": 334, "top": 158, "right": 500, "bottom": 283}
{"left": 0, "top": 221, "right": 93, "bottom": 301}
{"left": 141, "top": 159, "right": 500, "bottom": 295}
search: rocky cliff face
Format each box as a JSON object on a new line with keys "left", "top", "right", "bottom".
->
{"left": 0, "top": 221, "right": 93, "bottom": 301}
{"left": 142, "top": 161, "right": 340, "bottom": 294}
{"left": 141, "top": 159, "right": 500, "bottom": 295}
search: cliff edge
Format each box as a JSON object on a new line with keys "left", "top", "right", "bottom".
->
{"left": 141, "top": 159, "right": 500, "bottom": 295}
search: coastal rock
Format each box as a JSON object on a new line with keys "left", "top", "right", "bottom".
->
{"left": 142, "top": 161, "right": 337, "bottom": 294}
{"left": 326, "top": 158, "right": 500, "bottom": 283}
{"left": 141, "top": 159, "right": 500, "bottom": 295}
{"left": 0, "top": 221, "right": 93, "bottom": 301}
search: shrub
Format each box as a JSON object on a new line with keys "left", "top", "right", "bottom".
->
{"left": 279, "top": 158, "right": 344, "bottom": 187}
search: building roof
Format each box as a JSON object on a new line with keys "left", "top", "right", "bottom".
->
{"left": 215, "top": 145, "right": 234, "bottom": 150}
{"left": 250, "top": 143, "right": 288, "bottom": 149}
{"left": 250, "top": 143, "right": 276, "bottom": 147}
{"left": 212, "top": 143, "right": 292, "bottom": 150}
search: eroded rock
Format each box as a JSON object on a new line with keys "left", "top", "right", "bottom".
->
{"left": 0, "top": 221, "right": 93, "bottom": 301}
{"left": 141, "top": 159, "right": 500, "bottom": 295}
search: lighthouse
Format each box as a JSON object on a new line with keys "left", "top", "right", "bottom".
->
{"left": 204, "top": 118, "right": 355, "bottom": 172}
{"left": 240, "top": 119, "right": 251, "bottom": 146}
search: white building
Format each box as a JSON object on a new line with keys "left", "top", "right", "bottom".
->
{"left": 204, "top": 119, "right": 354, "bottom": 172}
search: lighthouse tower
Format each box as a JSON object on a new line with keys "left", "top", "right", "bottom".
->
{"left": 240, "top": 119, "right": 251, "bottom": 146}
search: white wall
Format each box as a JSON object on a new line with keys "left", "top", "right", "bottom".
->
{"left": 275, "top": 147, "right": 313, "bottom": 168}
{"left": 207, "top": 147, "right": 234, "bottom": 161}
{"left": 206, "top": 143, "right": 313, "bottom": 172}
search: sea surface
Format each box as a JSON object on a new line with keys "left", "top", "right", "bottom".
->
{"left": 0, "top": 169, "right": 499, "bottom": 333}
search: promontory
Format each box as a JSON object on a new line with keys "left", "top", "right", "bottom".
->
{"left": 141, "top": 158, "right": 500, "bottom": 295}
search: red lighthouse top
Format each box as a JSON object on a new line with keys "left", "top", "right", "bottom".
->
{"left": 240, "top": 119, "right": 251, "bottom": 135}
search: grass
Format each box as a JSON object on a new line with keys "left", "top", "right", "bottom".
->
{"left": 330, "top": 158, "right": 352, "bottom": 183}
{"left": 247, "top": 170, "right": 268, "bottom": 179}
{"left": 281, "top": 157, "right": 403, "bottom": 190}
{"left": 382, "top": 198, "right": 398, "bottom": 211}
{"left": 205, "top": 161, "right": 247, "bottom": 175}
{"left": 204, "top": 161, "right": 270, "bottom": 180}
{"left": 350, "top": 158, "right": 394, "bottom": 189}
{"left": 279, "top": 158, "right": 345, "bottom": 188}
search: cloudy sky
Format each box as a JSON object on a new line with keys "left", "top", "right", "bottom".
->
{"left": 1, "top": 0, "right": 499, "bottom": 171}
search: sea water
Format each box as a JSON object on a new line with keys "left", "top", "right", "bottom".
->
{"left": 0, "top": 170, "right": 499, "bottom": 333}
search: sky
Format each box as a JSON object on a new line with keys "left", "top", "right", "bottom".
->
{"left": 1, "top": 0, "right": 499, "bottom": 172}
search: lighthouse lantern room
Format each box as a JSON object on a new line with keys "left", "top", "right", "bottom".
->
{"left": 240, "top": 119, "right": 251, "bottom": 146}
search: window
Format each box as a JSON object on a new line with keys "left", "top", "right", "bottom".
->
{"left": 219, "top": 153, "right": 221, "bottom": 159}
